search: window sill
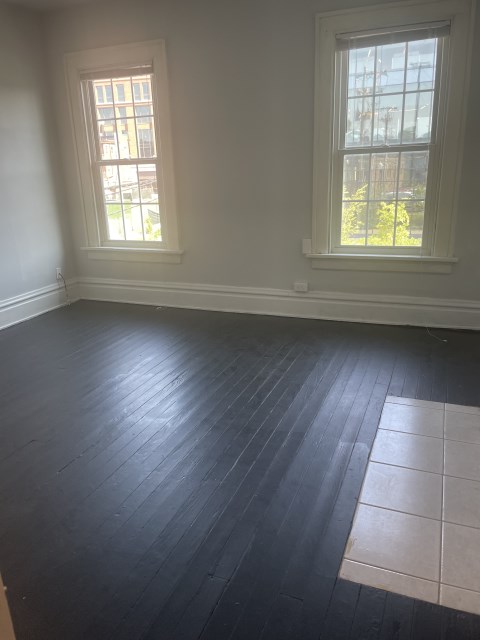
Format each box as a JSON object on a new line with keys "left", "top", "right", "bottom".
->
{"left": 306, "top": 253, "right": 457, "bottom": 274}
{"left": 81, "top": 247, "right": 183, "bottom": 264}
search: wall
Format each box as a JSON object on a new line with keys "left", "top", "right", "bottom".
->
{"left": 0, "top": 3, "right": 74, "bottom": 324}
{"left": 43, "top": 0, "right": 480, "bottom": 313}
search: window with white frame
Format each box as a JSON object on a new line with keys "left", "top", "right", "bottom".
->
{"left": 66, "top": 41, "right": 181, "bottom": 262}
{"left": 311, "top": 1, "right": 473, "bottom": 272}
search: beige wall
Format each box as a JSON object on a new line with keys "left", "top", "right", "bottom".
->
{"left": 0, "top": 3, "right": 74, "bottom": 303}
{"left": 44, "top": 0, "right": 480, "bottom": 301}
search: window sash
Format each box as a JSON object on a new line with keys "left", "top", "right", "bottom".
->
{"left": 330, "top": 37, "right": 445, "bottom": 254}
{"left": 335, "top": 20, "right": 450, "bottom": 50}
{"left": 82, "top": 76, "right": 165, "bottom": 246}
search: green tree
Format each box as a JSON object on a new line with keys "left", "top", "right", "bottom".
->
{"left": 144, "top": 216, "right": 161, "bottom": 241}
{"left": 368, "top": 201, "right": 421, "bottom": 246}
{"left": 341, "top": 184, "right": 367, "bottom": 245}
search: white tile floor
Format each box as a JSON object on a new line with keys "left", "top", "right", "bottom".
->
{"left": 339, "top": 396, "right": 480, "bottom": 616}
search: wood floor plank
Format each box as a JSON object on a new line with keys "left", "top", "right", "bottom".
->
{"left": 1, "top": 302, "right": 480, "bottom": 640}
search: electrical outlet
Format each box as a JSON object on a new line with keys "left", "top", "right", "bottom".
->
{"left": 293, "top": 281, "right": 308, "bottom": 293}
{"left": 56, "top": 268, "right": 63, "bottom": 280}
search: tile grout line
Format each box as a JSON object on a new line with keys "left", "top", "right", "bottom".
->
{"left": 344, "top": 558, "right": 480, "bottom": 598}
{"left": 379, "top": 426, "right": 444, "bottom": 440}
{"left": 342, "top": 558, "right": 439, "bottom": 588}
{"left": 387, "top": 396, "right": 480, "bottom": 416}
{"left": 438, "top": 405, "right": 446, "bottom": 603}
{"left": 342, "top": 397, "right": 480, "bottom": 615}
{"left": 357, "top": 500, "right": 442, "bottom": 524}
{"left": 370, "top": 456, "right": 480, "bottom": 483}
{"left": 367, "top": 459, "right": 442, "bottom": 478}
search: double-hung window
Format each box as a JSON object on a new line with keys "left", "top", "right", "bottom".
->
{"left": 311, "top": 1, "right": 473, "bottom": 272}
{"left": 66, "top": 41, "right": 181, "bottom": 263}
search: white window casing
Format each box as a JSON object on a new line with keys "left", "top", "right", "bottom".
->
{"left": 309, "top": 0, "right": 475, "bottom": 273}
{"left": 65, "top": 40, "right": 182, "bottom": 263}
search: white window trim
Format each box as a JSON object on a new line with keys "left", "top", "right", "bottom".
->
{"left": 65, "top": 40, "right": 182, "bottom": 263}
{"left": 308, "top": 0, "right": 475, "bottom": 273}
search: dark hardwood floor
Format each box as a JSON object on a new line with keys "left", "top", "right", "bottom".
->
{"left": 1, "top": 301, "right": 479, "bottom": 639}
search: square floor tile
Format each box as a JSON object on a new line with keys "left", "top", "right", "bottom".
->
{"left": 445, "top": 410, "right": 480, "bottom": 444}
{"left": 345, "top": 504, "right": 441, "bottom": 581}
{"left": 386, "top": 396, "right": 444, "bottom": 411}
{"left": 440, "top": 584, "right": 480, "bottom": 616}
{"left": 360, "top": 462, "right": 442, "bottom": 520}
{"left": 340, "top": 559, "right": 438, "bottom": 604}
{"left": 371, "top": 430, "right": 444, "bottom": 474}
{"left": 444, "top": 440, "right": 480, "bottom": 482}
{"left": 442, "top": 522, "right": 480, "bottom": 592}
{"left": 379, "top": 403, "right": 444, "bottom": 438}
{"left": 445, "top": 403, "right": 480, "bottom": 416}
{"left": 443, "top": 476, "right": 480, "bottom": 528}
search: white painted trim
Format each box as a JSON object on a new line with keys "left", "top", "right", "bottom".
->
{"left": 312, "top": 0, "right": 474, "bottom": 260}
{"left": 76, "top": 277, "right": 480, "bottom": 330}
{"left": 306, "top": 253, "right": 457, "bottom": 273}
{"left": 0, "top": 280, "right": 79, "bottom": 331}
{"left": 80, "top": 246, "right": 183, "bottom": 263}
{"left": 64, "top": 40, "right": 181, "bottom": 253}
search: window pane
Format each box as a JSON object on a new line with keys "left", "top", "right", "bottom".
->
{"left": 366, "top": 200, "right": 395, "bottom": 246}
{"left": 399, "top": 151, "right": 429, "bottom": 198}
{"left": 139, "top": 164, "right": 158, "bottom": 200}
{"left": 346, "top": 97, "right": 373, "bottom": 147}
{"left": 348, "top": 48, "right": 374, "bottom": 97}
{"left": 403, "top": 91, "right": 434, "bottom": 142}
{"left": 375, "top": 43, "right": 406, "bottom": 95}
{"left": 143, "top": 204, "right": 162, "bottom": 241}
{"left": 88, "top": 73, "right": 161, "bottom": 243}
{"left": 100, "top": 165, "right": 120, "bottom": 202}
{"left": 119, "top": 164, "right": 140, "bottom": 202}
{"left": 341, "top": 152, "right": 427, "bottom": 247}
{"left": 137, "top": 120, "right": 156, "bottom": 158}
{"left": 105, "top": 203, "right": 125, "bottom": 240}
{"left": 116, "top": 118, "right": 137, "bottom": 159}
{"left": 370, "top": 153, "right": 398, "bottom": 200}
{"left": 373, "top": 93, "right": 403, "bottom": 145}
{"left": 343, "top": 154, "right": 370, "bottom": 200}
{"left": 341, "top": 200, "right": 367, "bottom": 245}
{"left": 97, "top": 120, "right": 118, "bottom": 160}
{"left": 345, "top": 38, "right": 439, "bottom": 149}
{"left": 406, "top": 39, "right": 437, "bottom": 91}
{"left": 123, "top": 203, "right": 145, "bottom": 240}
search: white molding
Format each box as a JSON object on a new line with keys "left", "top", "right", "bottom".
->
{"left": 0, "top": 280, "right": 79, "bottom": 331}
{"left": 64, "top": 39, "right": 181, "bottom": 252}
{"left": 312, "top": 0, "right": 474, "bottom": 259}
{"left": 80, "top": 246, "right": 183, "bottom": 263}
{"left": 76, "top": 277, "right": 480, "bottom": 330}
{"left": 306, "top": 253, "right": 457, "bottom": 273}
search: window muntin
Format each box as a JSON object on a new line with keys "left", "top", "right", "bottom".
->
{"left": 84, "top": 73, "right": 163, "bottom": 243}
{"left": 334, "top": 33, "right": 443, "bottom": 251}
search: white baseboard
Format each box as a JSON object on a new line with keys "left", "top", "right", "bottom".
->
{"left": 0, "top": 280, "right": 79, "bottom": 331}
{"left": 77, "top": 277, "right": 480, "bottom": 330}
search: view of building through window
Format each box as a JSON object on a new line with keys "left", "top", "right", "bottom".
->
{"left": 88, "top": 74, "right": 161, "bottom": 242}
{"left": 340, "top": 37, "right": 438, "bottom": 248}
